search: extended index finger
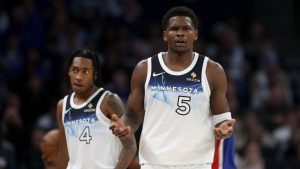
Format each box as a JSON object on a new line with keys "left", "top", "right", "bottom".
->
{"left": 111, "top": 114, "right": 120, "bottom": 122}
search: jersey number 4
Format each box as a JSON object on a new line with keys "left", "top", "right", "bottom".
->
{"left": 79, "top": 126, "right": 92, "bottom": 144}
{"left": 176, "top": 96, "right": 191, "bottom": 115}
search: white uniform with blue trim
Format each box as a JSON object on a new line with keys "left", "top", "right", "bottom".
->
{"left": 140, "top": 52, "right": 214, "bottom": 167}
{"left": 62, "top": 88, "right": 122, "bottom": 169}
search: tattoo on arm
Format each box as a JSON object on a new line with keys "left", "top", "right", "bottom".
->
{"left": 115, "top": 135, "right": 137, "bottom": 169}
{"left": 107, "top": 94, "right": 125, "bottom": 116}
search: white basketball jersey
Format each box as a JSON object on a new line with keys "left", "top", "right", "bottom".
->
{"left": 140, "top": 52, "right": 215, "bottom": 165}
{"left": 62, "top": 88, "right": 122, "bottom": 169}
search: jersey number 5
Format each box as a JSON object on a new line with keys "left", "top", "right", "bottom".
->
{"left": 176, "top": 96, "right": 191, "bottom": 115}
{"left": 79, "top": 126, "right": 92, "bottom": 144}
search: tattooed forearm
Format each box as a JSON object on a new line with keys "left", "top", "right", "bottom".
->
{"left": 121, "top": 135, "right": 136, "bottom": 148}
{"left": 107, "top": 93, "right": 126, "bottom": 116}
{"left": 114, "top": 136, "right": 137, "bottom": 169}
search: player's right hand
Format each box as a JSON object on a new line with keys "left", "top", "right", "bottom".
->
{"left": 110, "top": 114, "right": 131, "bottom": 138}
{"left": 213, "top": 119, "right": 236, "bottom": 140}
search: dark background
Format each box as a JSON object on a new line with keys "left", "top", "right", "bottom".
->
{"left": 0, "top": 0, "right": 300, "bottom": 168}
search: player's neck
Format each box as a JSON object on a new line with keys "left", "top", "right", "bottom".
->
{"left": 166, "top": 49, "right": 194, "bottom": 59}
{"left": 163, "top": 51, "right": 195, "bottom": 71}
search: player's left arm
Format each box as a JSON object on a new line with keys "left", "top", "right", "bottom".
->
{"left": 207, "top": 60, "right": 236, "bottom": 140}
{"left": 102, "top": 92, "right": 137, "bottom": 169}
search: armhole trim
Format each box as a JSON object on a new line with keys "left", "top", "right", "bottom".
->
{"left": 96, "top": 91, "right": 111, "bottom": 127}
{"left": 144, "top": 58, "right": 151, "bottom": 108}
{"left": 202, "top": 57, "right": 211, "bottom": 99}
{"left": 62, "top": 95, "right": 68, "bottom": 123}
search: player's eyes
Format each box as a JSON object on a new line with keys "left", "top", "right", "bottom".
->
{"left": 70, "top": 67, "right": 91, "bottom": 75}
{"left": 169, "top": 27, "right": 178, "bottom": 31}
{"left": 83, "top": 70, "right": 90, "bottom": 74}
{"left": 184, "top": 27, "right": 192, "bottom": 30}
{"left": 70, "top": 68, "right": 79, "bottom": 73}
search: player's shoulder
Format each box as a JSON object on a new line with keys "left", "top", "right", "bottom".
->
{"left": 57, "top": 98, "right": 64, "bottom": 109}
{"left": 56, "top": 97, "right": 66, "bottom": 119}
{"left": 135, "top": 53, "right": 159, "bottom": 70}
{"left": 135, "top": 59, "right": 148, "bottom": 70}
{"left": 103, "top": 90, "right": 119, "bottom": 102}
{"left": 132, "top": 58, "right": 148, "bottom": 80}
{"left": 205, "top": 57, "right": 227, "bottom": 91}
{"left": 101, "top": 90, "right": 123, "bottom": 107}
{"left": 100, "top": 90, "right": 125, "bottom": 117}
{"left": 57, "top": 93, "right": 70, "bottom": 106}
{"left": 206, "top": 58, "right": 225, "bottom": 74}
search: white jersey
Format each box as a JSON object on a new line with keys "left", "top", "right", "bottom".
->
{"left": 62, "top": 88, "right": 122, "bottom": 169}
{"left": 140, "top": 52, "right": 215, "bottom": 165}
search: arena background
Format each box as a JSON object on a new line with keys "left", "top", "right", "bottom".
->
{"left": 0, "top": 0, "right": 300, "bottom": 168}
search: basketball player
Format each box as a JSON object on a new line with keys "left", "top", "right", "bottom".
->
{"left": 110, "top": 6, "right": 236, "bottom": 169}
{"left": 56, "top": 49, "right": 136, "bottom": 169}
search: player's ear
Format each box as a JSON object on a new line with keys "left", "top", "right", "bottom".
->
{"left": 163, "top": 30, "right": 167, "bottom": 42}
{"left": 194, "top": 29, "right": 198, "bottom": 41}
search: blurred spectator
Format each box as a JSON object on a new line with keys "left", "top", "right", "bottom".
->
{"left": 227, "top": 80, "right": 240, "bottom": 114}
{"left": 0, "top": 128, "right": 16, "bottom": 169}
{"left": 105, "top": 68, "right": 130, "bottom": 103}
{"left": 0, "top": 0, "right": 299, "bottom": 168}
{"left": 24, "top": 127, "right": 44, "bottom": 169}
{"left": 238, "top": 141, "right": 265, "bottom": 169}
{"left": 206, "top": 23, "right": 249, "bottom": 107}
{"left": 284, "top": 127, "right": 300, "bottom": 166}
{"left": 35, "top": 100, "right": 57, "bottom": 132}
{"left": 1, "top": 33, "right": 24, "bottom": 86}
{"left": 0, "top": 10, "right": 9, "bottom": 34}
{"left": 245, "top": 21, "right": 267, "bottom": 69}
{"left": 234, "top": 111, "right": 277, "bottom": 161}
{"left": 0, "top": 81, "right": 9, "bottom": 113}
{"left": 1, "top": 104, "right": 27, "bottom": 168}
{"left": 272, "top": 108, "right": 300, "bottom": 160}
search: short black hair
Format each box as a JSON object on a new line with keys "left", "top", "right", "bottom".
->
{"left": 162, "top": 6, "right": 198, "bottom": 30}
{"left": 66, "top": 49, "right": 103, "bottom": 87}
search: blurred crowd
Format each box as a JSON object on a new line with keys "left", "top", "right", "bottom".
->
{"left": 0, "top": 0, "right": 299, "bottom": 169}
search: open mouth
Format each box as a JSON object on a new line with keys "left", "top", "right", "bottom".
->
{"left": 73, "top": 83, "right": 83, "bottom": 90}
{"left": 175, "top": 39, "right": 186, "bottom": 46}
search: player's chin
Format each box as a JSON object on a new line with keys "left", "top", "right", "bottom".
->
{"left": 72, "top": 87, "right": 83, "bottom": 94}
{"left": 174, "top": 47, "right": 189, "bottom": 53}
{"left": 73, "top": 87, "right": 89, "bottom": 94}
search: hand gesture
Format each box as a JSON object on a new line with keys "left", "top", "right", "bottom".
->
{"left": 109, "top": 114, "right": 131, "bottom": 138}
{"left": 213, "top": 119, "right": 236, "bottom": 140}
